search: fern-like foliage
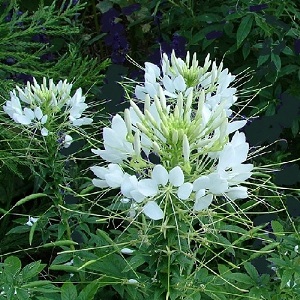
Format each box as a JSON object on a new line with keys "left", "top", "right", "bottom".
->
{"left": 0, "top": 0, "right": 110, "bottom": 96}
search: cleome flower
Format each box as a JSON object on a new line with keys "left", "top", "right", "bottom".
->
{"left": 91, "top": 51, "right": 253, "bottom": 221}
{"left": 3, "top": 77, "right": 92, "bottom": 144}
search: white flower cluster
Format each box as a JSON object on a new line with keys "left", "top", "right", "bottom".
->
{"left": 3, "top": 77, "right": 92, "bottom": 147}
{"left": 91, "top": 51, "right": 253, "bottom": 221}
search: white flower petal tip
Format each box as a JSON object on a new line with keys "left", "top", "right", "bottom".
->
{"left": 169, "top": 166, "right": 184, "bottom": 187}
{"left": 151, "top": 164, "right": 168, "bottom": 186}
{"left": 121, "top": 248, "right": 134, "bottom": 255}
{"left": 177, "top": 182, "right": 193, "bottom": 200}
{"left": 25, "top": 216, "right": 39, "bottom": 226}
{"left": 138, "top": 179, "right": 158, "bottom": 197}
{"left": 143, "top": 201, "right": 164, "bottom": 220}
{"left": 193, "top": 194, "right": 213, "bottom": 211}
{"left": 226, "top": 187, "right": 248, "bottom": 200}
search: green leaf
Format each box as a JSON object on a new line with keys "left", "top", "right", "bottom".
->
{"left": 61, "top": 282, "right": 77, "bottom": 300}
{"left": 123, "top": 255, "right": 145, "bottom": 272}
{"left": 22, "top": 261, "right": 45, "bottom": 281}
{"left": 76, "top": 281, "right": 99, "bottom": 300}
{"left": 257, "top": 54, "right": 269, "bottom": 67}
{"left": 279, "top": 65, "right": 298, "bottom": 77}
{"left": 280, "top": 269, "right": 294, "bottom": 289}
{"left": 271, "top": 220, "right": 284, "bottom": 234}
{"left": 242, "top": 42, "right": 251, "bottom": 59}
{"left": 4, "top": 256, "right": 21, "bottom": 276}
{"left": 49, "top": 265, "right": 79, "bottom": 273}
{"left": 271, "top": 53, "right": 281, "bottom": 71}
{"left": 254, "top": 15, "right": 270, "bottom": 34}
{"left": 291, "top": 119, "right": 299, "bottom": 137}
{"left": 29, "top": 220, "right": 38, "bottom": 246}
{"left": 226, "top": 272, "right": 252, "bottom": 285}
{"left": 244, "top": 262, "right": 259, "bottom": 281}
{"left": 237, "top": 14, "right": 253, "bottom": 48}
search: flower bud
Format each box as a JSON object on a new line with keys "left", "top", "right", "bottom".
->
{"left": 124, "top": 108, "right": 132, "bottom": 135}
{"left": 128, "top": 279, "right": 138, "bottom": 285}
{"left": 152, "top": 141, "right": 161, "bottom": 154}
{"left": 134, "top": 130, "right": 141, "bottom": 157}
{"left": 121, "top": 248, "right": 134, "bottom": 255}
{"left": 130, "top": 100, "right": 145, "bottom": 121}
{"left": 183, "top": 134, "right": 190, "bottom": 163}
{"left": 144, "top": 94, "right": 151, "bottom": 112}
{"left": 159, "top": 86, "right": 166, "bottom": 111}
{"left": 172, "top": 130, "right": 179, "bottom": 145}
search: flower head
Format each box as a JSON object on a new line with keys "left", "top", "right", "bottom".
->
{"left": 91, "top": 51, "right": 252, "bottom": 221}
{"left": 3, "top": 77, "right": 92, "bottom": 144}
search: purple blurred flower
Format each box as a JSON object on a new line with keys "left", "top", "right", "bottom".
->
{"left": 294, "top": 39, "right": 300, "bottom": 55}
{"left": 153, "top": 11, "right": 163, "bottom": 25}
{"left": 249, "top": 4, "right": 268, "bottom": 12}
{"left": 101, "top": 8, "right": 120, "bottom": 33}
{"left": 171, "top": 33, "right": 186, "bottom": 58}
{"left": 206, "top": 30, "right": 223, "bottom": 40}
{"left": 14, "top": 73, "right": 34, "bottom": 84}
{"left": 111, "top": 47, "right": 129, "bottom": 64}
{"left": 40, "top": 52, "right": 56, "bottom": 62}
{"left": 122, "top": 3, "right": 141, "bottom": 16}
{"left": 148, "top": 33, "right": 186, "bottom": 65}
{"left": 32, "top": 33, "right": 50, "bottom": 44}
{"left": 105, "top": 32, "right": 128, "bottom": 50}
{"left": 5, "top": 57, "right": 15, "bottom": 65}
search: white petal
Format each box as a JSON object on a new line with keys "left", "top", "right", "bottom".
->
{"left": 41, "top": 115, "right": 48, "bottom": 124}
{"left": 138, "top": 179, "right": 158, "bottom": 197}
{"left": 34, "top": 107, "right": 43, "bottom": 120}
{"left": 105, "top": 164, "right": 124, "bottom": 188}
{"left": 226, "top": 186, "right": 248, "bottom": 200}
{"left": 195, "top": 189, "right": 205, "bottom": 200}
{"left": 143, "top": 201, "right": 163, "bottom": 220}
{"left": 145, "top": 62, "right": 160, "bottom": 79}
{"left": 41, "top": 127, "right": 48, "bottom": 136}
{"left": 130, "top": 190, "right": 146, "bottom": 203}
{"left": 145, "top": 82, "right": 158, "bottom": 98}
{"left": 121, "top": 175, "right": 138, "bottom": 198}
{"left": 218, "top": 144, "right": 235, "bottom": 170}
{"left": 227, "top": 120, "right": 247, "bottom": 134}
{"left": 193, "top": 194, "right": 213, "bottom": 211}
{"left": 151, "top": 165, "right": 168, "bottom": 186}
{"left": 23, "top": 108, "right": 35, "bottom": 120}
{"left": 177, "top": 182, "right": 193, "bottom": 200}
{"left": 103, "top": 128, "right": 123, "bottom": 148}
{"left": 111, "top": 114, "right": 127, "bottom": 138}
{"left": 174, "top": 75, "right": 186, "bottom": 92}
{"left": 162, "top": 75, "right": 175, "bottom": 93}
{"left": 207, "top": 173, "right": 228, "bottom": 194}
{"left": 14, "top": 114, "right": 31, "bottom": 125}
{"left": 135, "top": 85, "right": 146, "bottom": 100}
{"left": 193, "top": 176, "right": 210, "bottom": 191}
{"left": 169, "top": 166, "right": 184, "bottom": 187}
{"left": 92, "top": 178, "right": 109, "bottom": 188}
{"left": 63, "top": 134, "right": 73, "bottom": 148}
{"left": 90, "top": 166, "right": 108, "bottom": 179}
{"left": 91, "top": 148, "right": 102, "bottom": 156}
